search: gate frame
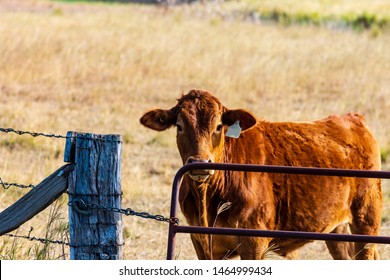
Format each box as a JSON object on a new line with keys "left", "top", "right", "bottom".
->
{"left": 167, "top": 163, "right": 390, "bottom": 260}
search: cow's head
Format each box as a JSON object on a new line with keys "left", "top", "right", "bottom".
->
{"left": 140, "top": 90, "right": 257, "bottom": 182}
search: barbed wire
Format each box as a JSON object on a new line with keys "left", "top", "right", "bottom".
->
{"left": 0, "top": 127, "right": 64, "bottom": 189}
{"left": 0, "top": 177, "right": 35, "bottom": 189}
{"left": 0, "top": 127, "right": 173, "bottom": 257}
{"left": 0, "top": 127, "right": 121, "bottom": 190}
{"left": 4, "top": 227, "right": 69, "bottom": 246}
{"left": 4, "top": 233, "right": 70, "bottom": 246}
{"left": 3, "top": 199, "right": 178, "bottom": 248}
{"left": 4, "top": 200, "right": 177, "bottom": 248}
{"left": 1, "top": 127, "right": 170, "bottom": 249}
{"left": 0, "top": 127, "right": 67, "bottom": 139}
{"left": 0, "top": 127, "right": 122, "bottom": 143}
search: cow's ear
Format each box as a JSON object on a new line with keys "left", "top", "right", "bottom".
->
{"left": 140, "top": 109, "right": 177, "bottom": 131}
{"left": 222, "top": 109, "right": 257, "bottom": 131}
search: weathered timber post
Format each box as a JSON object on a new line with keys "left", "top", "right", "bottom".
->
{"left": 64, "top": 131, "right": 123, "bottom": 260}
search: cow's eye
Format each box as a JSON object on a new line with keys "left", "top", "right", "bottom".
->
{"left": 216, "top": 124, "right": 223, "bottom": 132}
{"left": 176, "top": 123, "right": 183, "bottom": 133}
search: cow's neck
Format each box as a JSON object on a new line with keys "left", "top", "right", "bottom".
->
{"left": 186, "top": 182, "right": 204, "bottom": 225}
{"left": 210, "top": 135, "right": 265, "bottom": 219}
{"left": 188, "top": 181, "right": 214, "bottom": 227}
{"left": 187, "top": 174, "right": 235, "bottom": 229}
{"left": 188, "top": 131, "right": 266, "bottom": 227}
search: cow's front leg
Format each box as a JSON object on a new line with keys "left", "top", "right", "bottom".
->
{"left": 238, "top": 237, "right": 271, "bottom": 260}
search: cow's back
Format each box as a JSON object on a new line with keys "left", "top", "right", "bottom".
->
{"left": 261, "top": 113, "right": 380, "bottom": 170}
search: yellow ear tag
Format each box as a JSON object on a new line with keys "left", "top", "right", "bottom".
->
{"left": 226, "top": 121, "right": 241, "bottom": 138}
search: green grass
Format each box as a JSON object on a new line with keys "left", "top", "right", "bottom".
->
{"left": 207, "top": 0, "right": 390, "bottom": 31}
{"left": 253, "top": 9, "right": 390, "bottom": 31}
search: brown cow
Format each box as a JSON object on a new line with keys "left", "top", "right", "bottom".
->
{"left": 140, "top": 89, "right": 382, "bottom": 260}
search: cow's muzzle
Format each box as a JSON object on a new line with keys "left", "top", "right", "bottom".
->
{"left": 185, "top": 157, "right": 215, "bottom": 182}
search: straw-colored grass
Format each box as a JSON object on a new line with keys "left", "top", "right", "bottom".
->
{"left": 0, "top": 0, "right": 389, "bottom": 259}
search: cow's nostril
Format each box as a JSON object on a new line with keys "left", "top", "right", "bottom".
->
{"left": 186, "top": 157, "right": 212, "bottom": 165}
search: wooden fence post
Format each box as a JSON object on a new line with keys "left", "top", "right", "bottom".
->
{"left": 64, "top": 131, "right": 123, "bottom": 260}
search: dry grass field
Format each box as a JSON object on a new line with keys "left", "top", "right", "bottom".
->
{"left": 0, "top": 0, "right": 389, "bottom": 260}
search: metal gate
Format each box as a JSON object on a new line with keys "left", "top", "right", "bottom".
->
{"left": 167, "top": 163, "right": 390, "bottom": 259}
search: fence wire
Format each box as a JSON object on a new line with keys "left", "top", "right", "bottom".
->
{"left": 4, "top": 200, "right": 176, "bottom": 248}
{"left": 0, "top": 127, "right": 67, "bottom": 139}
{"left": 0, "top": 127, "right": 122, "bottom": 143}
{"left": 0, "top": 126, "right": 122, "bottom": 249}
{"left": 0, "top": 177, "right": 35, "bottom": 189}
{"left": 4, "top": 232, "right": 70, "bottom": 246}
{"left": 68, "top": 198, "right": 179, "bottom": 225}
{"left": 0, "top": 127, "right": 122, "bottom": 190}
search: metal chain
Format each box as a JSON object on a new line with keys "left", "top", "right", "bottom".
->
{"left": 0, "top": 176, "right": 35, "bottom": 189}
{"left": 6, "top": 199, "right": 179, "bottom": 247}
{"left": 68, "top": 199, "right": 179, "bottom": 225}
{"left": 1, "top": 127, "right": 172, "bottom": 243}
